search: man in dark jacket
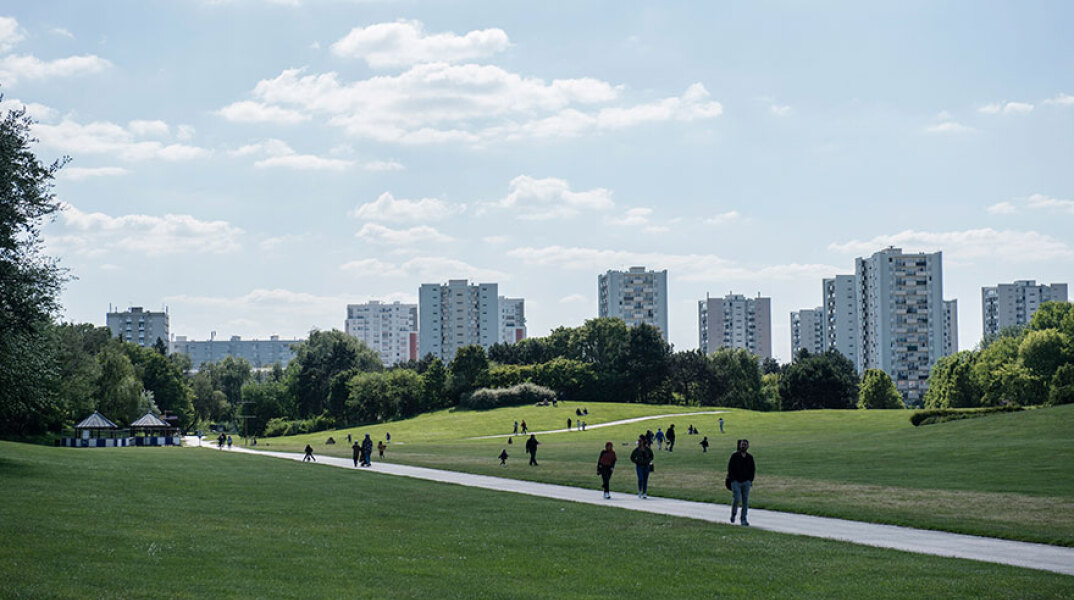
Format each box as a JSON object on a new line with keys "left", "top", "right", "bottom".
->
{"left": 361, "top": 434, "right": 373, "bottom": 467}
{"left": 727, "top": 439, "right": 755, "bottom": 526}
{"left": 666, "top": 424, "right": 676, "bottom": 452}
{"left": 525, "top": 434, "right": 539, "bottom": 466}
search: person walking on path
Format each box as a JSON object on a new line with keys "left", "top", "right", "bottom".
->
{"left": 514, "top": 420, "right": 519, "bottom": 435}
{"left": 700, "top": 436, "right": 709, "bottom": 453}
{"left": 728, "top": 439, "right": 755, "bottom": 526}
{"left": 521, "top": 420, "right": 528, "bottom": 435}
{"left": 361, "top": 434, "right": 373, "bottom": 467}
{"left": 719, "top": 417, "right": 724, "bottom": 433}
{"left": 217, "top": 433, "right": 225, "bottom": 449}
{"left": 654, "top": 428, "right": 665, "bottom": 451}
{"left": 352, "top": 442, "right": 361, "bottom": 467}
{"left": 666, "top": 425, "right": 676, "bottom": 452}
{"left": 597, "top": 441, "right": 617, "bottom": 499}
{"left": 226, "top": 435, "right": 233, "bottom": 450}
{"left": 386, "top": 432, "right": 391, "bottom": 444}
{"left": 525, "top": 434, "right": 540, "bottom": 466}
{"left": 377, "top": 441, "right": 386, "bottom": 458}
{"left": 645, "top": 429, "right": 654, "bottom": 446}
{"left": 630, "top": 435, "right": 654, "bottom": 498}
{"left": 498, "top": 449, "right": 509, "bottom": 466}
{"left": 347, "top": 433, "right": 352, "bottom": 443}
{"left": 304, "top": 444, "right": 316, "bottom": 462}
{"left": 567, "top": 418, "right": 572, "bottom": 431}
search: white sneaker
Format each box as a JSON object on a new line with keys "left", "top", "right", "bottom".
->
{"left": 638, "top": 491, "right": 643, "bottom": 498}
{"left": 642, "top": 493, "right": 647, "bottom": 499}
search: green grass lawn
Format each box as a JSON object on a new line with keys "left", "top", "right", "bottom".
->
{"left": 1, "top": 441, "right": 1071, "bottom": 599}
{"left": 259, "top": 402, "right": 1074, "bottom": 546}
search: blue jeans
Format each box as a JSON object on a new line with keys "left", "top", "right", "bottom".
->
{"left": 635, "top": 464, "right": 650, "bottom": 494}
{"left": 731, "top": 480, "right": 751, "bottom": 523}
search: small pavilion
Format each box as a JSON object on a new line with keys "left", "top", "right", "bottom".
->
{"left": 63, "top": 411, "right": 131, "bottom": 447}
{"left": 130, "top": 412, "right": 181, "bottom": 446}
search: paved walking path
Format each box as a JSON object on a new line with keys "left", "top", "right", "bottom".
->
{"left": 191, "top": 438, "right": 1074, "bottom": 577}
{"left": 471, "top": 410, "right": 726, "bottom": 439}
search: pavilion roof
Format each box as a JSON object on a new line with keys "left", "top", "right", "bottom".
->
{"left": 75, "top": 411, "right": 119, "bottom": 430}
{"left": 130, "top": 412, "right": 169, "bottom": 428}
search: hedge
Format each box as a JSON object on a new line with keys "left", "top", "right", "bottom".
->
{"left": 909, "top": 405, "right": 1022, "bottom": 427}
{"left": 460, "top": 383, "right": 556, "bottom": 410}
{"left": 263, "top": 414, "right": 336, "bottom": 437}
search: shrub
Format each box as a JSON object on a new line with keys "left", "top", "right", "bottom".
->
{"left": 909, "top": 405, "right": 1022, "bottom": 427}
{"left": 262, "top": 413, "right": 336, "bottom": 437}
{"left": 459, "top": 383, "right": 556, "bottom": 410}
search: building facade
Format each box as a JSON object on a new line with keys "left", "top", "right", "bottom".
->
{"left": 106, "top": 306, "right": 169, "bottom": 348}
{"left": 172, "top": 335, "right": 301, "bottom": 369}
{"left": 823, "top": 275, "right": 860, "bottom": 367}
{"left": 698, "top": 293, "right": 772, "bottom": 359}
{"left": 855, "top": 246, "right": 951, "bottom": 405}
{"left": 418, "top": 280, "right": 501, "bottom": 362}
{"left": 981, "top": 281, "right": 1068, "bottom": 338}
{"left": 499, "top": 297, "right": 527, "bottom": 345}
{"left": 598, "top": 266, "right": 669, "bottom": 340}
{"left": 943, "top": 299, "right": 959, "bottom": 357}
{"left": 345, "top": 301, "right": 418, "bottom": 367}
{"left": 790, "top": 307, "right": 825, "bottom": 357}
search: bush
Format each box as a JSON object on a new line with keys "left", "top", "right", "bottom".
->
{"left": 262, "top": 413, "right": 336, "bottom": 437}
{"left": 909, "top": 405, "right": 1022, "bottom": 427}
{"left": 459, "top": 383, "right": 556, "bottom": 410}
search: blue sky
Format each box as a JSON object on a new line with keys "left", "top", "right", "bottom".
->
{"left": 4, "top": 1, "right": 1072, "bottom": 361}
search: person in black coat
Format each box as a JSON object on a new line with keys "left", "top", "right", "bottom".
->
{"left": 352, "top": 441, "right": 360, "bottom": 467}
{"left": 525, "top": 434, "right": 539, "bottom": 466}
{"left": 666, "top": 424, "right": 677, "bottom": 452}
{"left": 361, "top": 434, "right": 373, "bottom": 467}
{"left": 727, "top": 439, "right": 755, "bottom": 526}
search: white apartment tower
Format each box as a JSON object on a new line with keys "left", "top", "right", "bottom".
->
{"left": 790, "top": 307, "right": 825, "bottom": 357}
{"left": 823, "top": 275, "right": 860, "bottom": 366}
{"left": 698, "top": 293, "right": 773, "bottom": 359}
{"left": 499, "top": 297, "right": 527, "bottom": 345}
{"left": 981, "top": 281, "right": 1068, "bottom": 338}
{"left": 106, "top": 306, "right": 169, "bottom": 348}
{"left": 419, "top": 280, "right": 501, "bottom": 362}
{"left": 345, "top": 301, "right": 418, "bottom": 367}
{"left": 598, "top": 267, "right": 669, "bottom": 340}
{"left": 855, "top": 247, "right": 952, "bottom": 405}
{"left": 943, "top": 299, "right": 959, "bottom": 356}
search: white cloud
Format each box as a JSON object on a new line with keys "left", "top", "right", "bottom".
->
{"left": 259, "top": 233, "right": 307, "bottom": 250}
{"left": 50, "top": 27, "right": 74, "bottom": 39}
{"left": 705, "top": 210, "right": 741, "bottom": 225}
{"left": 986, "top": 201, "right": 1017, "bottom": 215}
{"left": 331, "top": 20, "right": 510, "bottom": 68}
{"left": 1043, "top": 93, "right": 1074, "bottom": 106}
{"left": 351, "top": 192, "right": 463, "bottom": 222}
{"left": 978, "top": 101, "right": 1034, "bottom": 115}
{"left": 0, "top": 16, "right": 24, "bottom": 52}
{"left": 0, "top": 97, "right": 55, "bottom": 121}
{"left": 57, "top": 166, "right": 131, "bottom": 181}
{"left": 34, "top": 119, "right": 210, "bottom": 161}
{"left": 506, "top": 246, "right": 840, "bottom": 282}
{"left": 355, "top": 223, "right": 453, "bottom": 245}
{"left": 0, "top": 54, "right": 111, "bottom": 84}
{"left": 230, "top": 138, "right": 293, "bottom": 157}
{"left": 216, "top": 100, "right": 310, "bottom": 124}
{"left": 224, "top": 64, "right": 721, "bottom": 144}
{"left": 491, "top": 175, "right": 613, "bottom": 219}
{"left": 230, "top": 138, "right": 355, "bottom": 170}
{"left": 608, "top": 207, "right": 668, "bottom": 232}
{"left": 1023, "top": 193, "right": 1074, "bottom": 214}
{"left": 176, "top": 124, "right": 196, "bottom": 141}
{"left": 53, "top": 204, "right": 243, "bottom": 257}
{"left": 559, "top": 293, "right": 587, "bottom": 304}
{"left": 362, "top": 160, "right": 404, "bottom": 172}
{"left": 483, "top": 235, "right": 507, "bottom": 244}
{"left": 339, "top": 258, "right": 401, "bottom": 276}
{"left": 339, "top": 255, "right": 506, "bottom": 280}
{"left": 829, "top": 228, "right": 1074, "bottom": 262}
{"left": 769, "top": 104, "right": 792, "bottom": 117}
{"left": 128, "top": 119, "right": 170, "bottom": 137}
{"left": 925, "top": 121, "right": 974, "bottom": 134}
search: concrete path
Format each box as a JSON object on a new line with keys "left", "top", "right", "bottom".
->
{"left": 470, "top": 410, "right": 726, "bottom": 439}
{"left": 194, "top": 439, "right": 1074, "bottom": 577}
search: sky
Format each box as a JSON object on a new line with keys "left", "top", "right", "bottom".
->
{"left": 3, "top": 1, "right": 1072, "bottom": 362}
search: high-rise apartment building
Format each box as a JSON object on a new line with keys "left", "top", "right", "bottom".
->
{"left": 943, "top": 299, "right": 959, "bottom": 357}
{"left": 823, "top": 275, "right": 859, "bottom": 366}
{"left": 172, "top": 335, "right": 301, "bottom": 369}
{"left": 790, "top": 307, "right": 824, "bottom": 357}
{"left": 419, "top": 280, "right": 501, "bottom": 362}
{"left": 598, "top": 266, "right": 669, "bottom": 340}
{"left": 698, "top": 293, "right": 772, "bottom": 359}
{"left": 345, "top": 301, "right": 418, "bottom": 367}
{"left": 855, "top": 247, "right": 951, "bottom": 405}
{"left": 106, "top": 306, "right": 169, "bottom": 348}
{"left": 499, "top": 297, "right": 527, "bottom": 345}
{"left": 981, "top": 281, "right": 1068, "bottom": 338}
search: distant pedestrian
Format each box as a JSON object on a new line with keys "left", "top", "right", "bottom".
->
{"left": 582, "top": 421, "right": 586, "bottom": 431}
{"left": 700, "top": 436, "right": 709, "bottom": 453}
{"left": 304, "top": 444, "right": 316, "bottom": 462}
{"left": 352, "top": 442, "right": 360, "bottom": 467}
{"left": 521, "top": 420, "right": 528, "bottom": 435}
{"left": 226, "top": 435, "right": 233, "bottom": 450}
{"left": 377, "top": 441, "right": 386, "bottom": 458}
{"left": 719, "top": 417, "right": 724, "bottom": 433}
{"left": 499, "top": 449, "right": 509, "bottom": 466}
{"left": 597, "top": 441, "right": 617, "bottom": 499}
{"left": 630, "top": 435, "right": 654, "bottom": 498}
{"left": 666, "top": 425, "right": 676, "bottom": 452}
{"left": 361, "top": 434, "right": 373, "bottom": 467}
{"left": 217, "top": 433, "right": 225, "bottom": 449}
{"left": 347, "top": 433, "right": 352, "bottom": 443}
{"left": 583, "top": 408, "right": 588, "bottom": 416}
{"left": 645, "top": 429, "right": 654, "bottom": 446}
{"left": 514, "top": 420, "right": 519, "bottom": 435}
{"left": 567, "top": 418, "right": 572, "bottom": 431}
{"left": 654, "top": 428, "right": 665, "bottom": 450}
{"left": 386, "top": 432, "right": 391, "bottom": 444}
{"left": 728, "top": 439, "right": 755, "bottom": 526}
{"left": 526, "top": 434, "right": 539, "bottom": 466}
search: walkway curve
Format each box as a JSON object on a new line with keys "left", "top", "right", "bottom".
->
{"left": 193, "top": 439, "right": 1074, "bottom": 577}
{"left": 470, "top": 410, "right": 727, "bottom": 439}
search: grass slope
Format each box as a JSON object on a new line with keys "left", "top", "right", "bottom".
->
{"left": 261, "top": 402, "right": 1074, "bottom": 545}
{"left": 0, "top": 441, "right": 1071, "bottom": 599}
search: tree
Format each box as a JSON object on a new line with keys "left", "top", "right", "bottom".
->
{"left": 924, "top": 351, "right": 981, "bottom": 409}
{"left": 449, "top": 345, "right": 489, "bottom": 401}
{"left": 1018, "top": 329, "right": 1071, "bottom": 383}
{"left": 0, "top": 103, "right": 68, "bottom": 435}
{"left": 761, "top": 357, "right": 781, "bottom": 375}
{"left": 288, "top": 329, "right": 382, "bottom": 418}
{"left": 94, "top": 346, "right": 142, "bottom": 425}
{"left": 982, "top": 362, "right": 1045, "bottom": 406}
{"left": 421, "top": 358, "right": 448, "bottom": 410}
{"left": 1027, "top": 301, "right": 1073, "bottom": 332}
{"left": 622, "top": 323, "right": 672, "bottom": 403}
{"left": 126, "top": 343, "right": 195, "bottom": 428}
{"left": 669, "top": 349, "right": 713, "bottom": 405}
{"left": 779, "top": 349, "right": 859, "bottom": 410}
{"left": 50, "top": 323, "right": 111, "bottom": 423}
{"left": 241, "top": 379, "right": 288, "bottom": 435}
{"left": 1049, "top": 364, "right": 1074, "bottom": 406}
{"left": 858, "top": 369, "right": 903, "bottom": 409}
{"left": 708, "top": 348, "right": 763, "bottom": 410}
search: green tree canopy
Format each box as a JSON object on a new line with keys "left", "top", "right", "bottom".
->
{"left": 858, "top": 369, "right": 904, "bottom": 409}
{"left": 779, "top": 349, "right": 859, "bottom": 410}
{"left": 289, "top": 329, "right": 382, "bottom": 418}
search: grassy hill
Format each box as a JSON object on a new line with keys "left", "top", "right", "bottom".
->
{"left": 259, "top": 402, "right": 1074, "bottom": 545}
{"left": 1, "top": 441, "right": 1071, "bottom": 598}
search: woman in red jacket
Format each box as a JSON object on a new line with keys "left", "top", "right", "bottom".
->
{"left": 597, "top": 441, "right": 617, "bottom": 499}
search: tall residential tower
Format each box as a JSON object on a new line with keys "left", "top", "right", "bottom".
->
{"left": 345, "top": 301, "right": 418, "bottom": 367}
{"left": 598, "top": 266, "right": 669, "bottom": 340}
{"left": 419, "top": 280, "right": 501, "bottom": 362}
{"left": 698, "top": 293, "right": 772, "bottom": 359}
{"left": 982, "top": 281, "right": 1068, "bottom": 338}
